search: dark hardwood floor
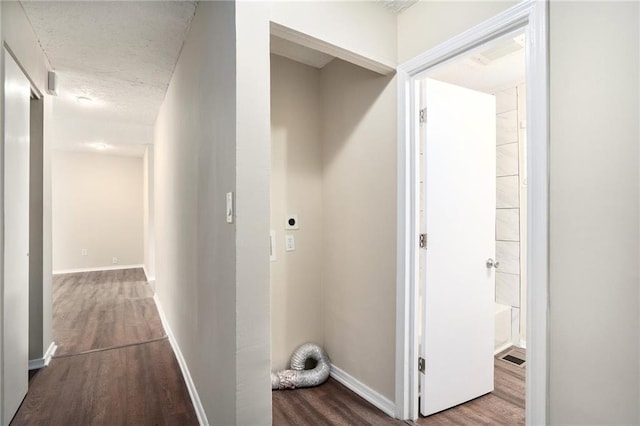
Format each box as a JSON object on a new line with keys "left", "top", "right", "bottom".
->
{"left": 273, "top": 347, "right": 525, "bottom": 426}
{"left": 273, "top": 377, "right": 404, "bottom": 426}
{"left": 12, "top": 268, "right": 198, "bottom": 426}
{"left": 53, "top": 268, "right": 165, "bottom": 355}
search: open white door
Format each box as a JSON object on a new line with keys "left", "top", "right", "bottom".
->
{"left": 2, "top": 49, "right": 31, "bottom": 424}
{"left": 419, "top": 78, "right": 496, "bottom": 417}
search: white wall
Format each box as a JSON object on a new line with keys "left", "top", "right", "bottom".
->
{"left": 52, "top": 151, "right": 143, "bottom": 271}
{"left": 549, "top": 2, "right": 639, "bottom": 424}
{"left": 270, "top": 1, "right": 396, "bottom": 69}
{"left": 154, "top": 2, "right": 238, "bottom": 424}
{"left": 397, "top": 1, "right": 517, "bottom": 63}
{"left": 398, "top": 0, "right": 640, "bottom": 422}
{"left": 143, "top": 145, "right": 155, "bottom": 283}
{"left": 320, "top": 58, "right": 397, "bottom": 400}
{"left": 270, "top": 55, "right": 323, "bottom": 371}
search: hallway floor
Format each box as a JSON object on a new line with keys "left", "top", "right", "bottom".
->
{"left": 273, "top": 347, "right": 525, "bottom": 425}
{"left": 11, "top": 269, "right": 198, "bottom": 425}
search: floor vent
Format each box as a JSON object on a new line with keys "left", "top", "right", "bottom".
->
{"left": 501, "top": 353, "right": 526, "bottom": 366}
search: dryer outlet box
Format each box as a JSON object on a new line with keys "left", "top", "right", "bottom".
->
{"left": 285, "top": 214, "right": 299, "bottom": 230}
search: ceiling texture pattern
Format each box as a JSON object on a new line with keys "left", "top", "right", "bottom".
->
{"left": 21, "top": 0, "right": 415, "bottom": 156}
{"left": 21, "top": 1, "right": 197, "bottom": 156}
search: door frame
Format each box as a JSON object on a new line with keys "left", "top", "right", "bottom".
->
{"left": 394, "top": 0, "right": 549, "bottom": 423}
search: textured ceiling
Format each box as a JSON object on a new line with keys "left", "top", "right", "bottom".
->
{"left": 21, "top": 1, "right": 197, "bottom": 156}
{"left": 377, "top": 0, "right": 418, "bottom": 14}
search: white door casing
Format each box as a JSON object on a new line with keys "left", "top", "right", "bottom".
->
{"left": 395, "top": 2, "right": 549, "bottom": 422}
{"left": 2, "top": 49, "right": 31, "bottom": 425}
{"left": 420, "top": 78, "right": 496, "bottom": 417}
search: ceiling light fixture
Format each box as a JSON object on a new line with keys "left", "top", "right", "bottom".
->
{"left": 95, "top": 143, "right": 108, "bottom": 150}
{"left": 76, "top": 96, "right": 93, "bottom": 105}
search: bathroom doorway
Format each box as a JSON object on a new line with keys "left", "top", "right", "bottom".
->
{"left": 395, "top": 1, "right": 549, "bottom": 423}
{"left": 416, "top": 31, "right": 527, "bottom": 421}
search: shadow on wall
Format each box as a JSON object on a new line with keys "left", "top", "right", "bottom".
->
{"left": 321, "top": 59, "right": 396, "bottom": 167}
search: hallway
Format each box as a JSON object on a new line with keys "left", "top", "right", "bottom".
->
{"left": 11, "top": 269, "right": 198, "bottom": 425}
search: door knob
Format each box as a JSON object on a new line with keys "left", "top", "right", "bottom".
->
{"left": 486, "top": 258, "right": 500, "bottom": 269}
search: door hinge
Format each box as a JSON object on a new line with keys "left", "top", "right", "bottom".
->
{"left": 419, "top": 233, "right": 427, "bottom": 249}
{"left": 418, "top": 357, "right": 426, "bottom": 374}
{"left": 419, "top": 108, "right": 426, "bottom": 124}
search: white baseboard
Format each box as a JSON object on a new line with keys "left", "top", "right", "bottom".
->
{"left": 330, "top": 364, "right": 396, "bottom": 418}
{"left": 142, "top": 266, "right": 156, "bottom": 292}
{"left": 28, "top": 341, "right": 57, "bottom": 370}
{"left": 153, "top": 294, "right": 208, "bottom": 426}
{"left": 494, "top": 342, "right": 513, "bottom": 356}
{"left": 53, "top": 264, "right": 145, "bottom": 275}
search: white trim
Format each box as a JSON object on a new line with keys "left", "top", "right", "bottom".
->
{"left": 52, "top": 264, "right": 144, "bottom": 275}
{"left": 270, "top": 22, "right": 395, "bottom": 75}
{"left": 330, "top": 364, "right": 396, "bottom": 418}
{"left": 142, "top": 265, "right": 156, "bottom": 288}
{"left": 153, "top": 294, "right": 208, "bottom": 426}
{"left": 494, "top": 342, "right": 513, "bottom": 357}
{"left": 395, "top": 0, "right": 549, "bottom": 423}
{"left": 28, "top": 342, "right": 57, "bottom": 370}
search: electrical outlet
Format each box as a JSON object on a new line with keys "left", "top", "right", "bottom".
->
{"left": 285, "top": 235, "right": 295, "bottom": 252}
{"left": 112, "top": 257, "right": 118, "bottom": 264}
{"left": 81, "top": 249, "right": 88, "bottom": 256}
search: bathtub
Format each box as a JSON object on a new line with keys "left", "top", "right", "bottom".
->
{"left": 495, "top": 303, "right": 512, "bottom": 354}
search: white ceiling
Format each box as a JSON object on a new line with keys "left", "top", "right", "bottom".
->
{"left": 427, "top": 33, "right": 526, "bottom": 94}
{"left": 21, "top": 1, "right": 197, "bottom": 157}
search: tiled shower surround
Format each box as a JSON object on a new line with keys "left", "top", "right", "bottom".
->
{"left": 495, "top": 85, "right": 526, "bottom": 346}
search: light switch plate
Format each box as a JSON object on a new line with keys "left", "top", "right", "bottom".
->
{"left": 226, "top": 192, "right": 233, "bottom": 223}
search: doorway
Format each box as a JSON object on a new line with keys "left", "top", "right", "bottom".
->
{"left": 395, "top": 1, "right": 549, "bottom": 423}
{"left": 416, "top": 29, "right": 526, "bottom": 420}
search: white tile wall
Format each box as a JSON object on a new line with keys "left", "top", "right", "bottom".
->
{"left": 495, "top": 88, "right": 517, "bottom": 114}
{"left": 496, "top": 241, "right": 520, "bottom": 274}
{"left": 496, "top": 272, "right": 520, "bottom": 307}
{"left": 496, "top": 208, "right": 519, "bottom": 241}
{"left": 496, "top": 110, "right": 518, "bottom": 145}
{"left": 496, "top": 176, "right": 519, "bottom": 208}
{"left": 496, "top": 142, "right": 519, "bottom": 177}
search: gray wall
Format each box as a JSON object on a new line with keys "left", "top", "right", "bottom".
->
{"left": 154, "top": 2, "right": 238, "bottom": 424}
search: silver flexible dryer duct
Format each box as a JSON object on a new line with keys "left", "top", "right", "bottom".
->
{"left": 271, "top": 343, "right": 331, "bottom": 390}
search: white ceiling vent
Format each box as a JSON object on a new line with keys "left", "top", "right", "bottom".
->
{"left": 471, "top": 36, "right": 525, "bottom": 66}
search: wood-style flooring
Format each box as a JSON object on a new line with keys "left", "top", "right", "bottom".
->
{"left": 11, "top": 268, "right": 198, "bottom": 425}
{"left": 53, "top": 268, "right": 165, "bottom": 355}
{"left": 273, "top": 347, "right": 525, "bottom": 425}
{"left": 417, "top": 347, "right": 525, "bottom": 425}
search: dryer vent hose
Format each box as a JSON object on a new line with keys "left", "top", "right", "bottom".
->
{"left": 271, "top": 343, "right": 331, "bottom": 390}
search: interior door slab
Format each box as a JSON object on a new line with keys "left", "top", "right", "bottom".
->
{"left": 420, "top": 78, "right": 496, "bottom": 417}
